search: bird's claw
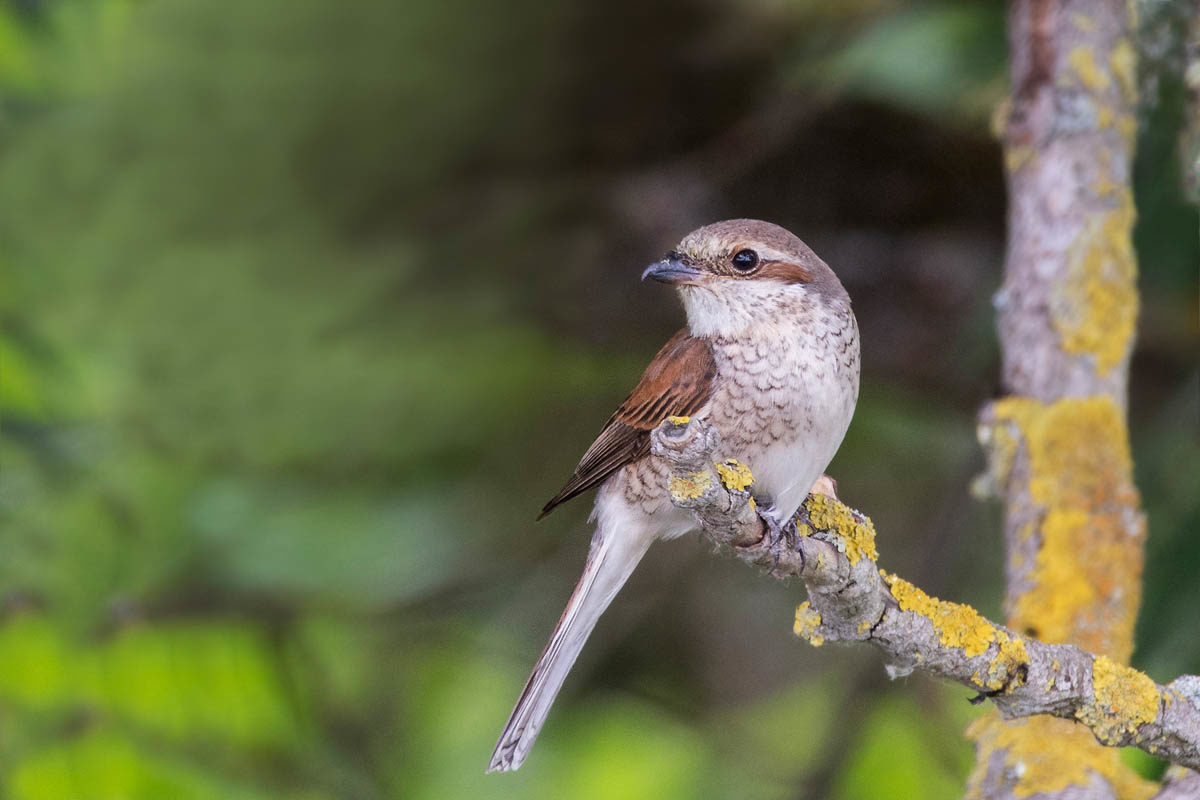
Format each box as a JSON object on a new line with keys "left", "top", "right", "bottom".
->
{"left": 757, "top": 505, "right": 801, "bottom": 572}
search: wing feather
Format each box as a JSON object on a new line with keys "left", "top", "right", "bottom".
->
{"left": 539, "top": 329, "right": 716, "bottom": 518}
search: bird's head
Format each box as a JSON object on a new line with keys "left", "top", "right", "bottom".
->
{"left": 641, "top": 219, "right": 849, "bottom": 339}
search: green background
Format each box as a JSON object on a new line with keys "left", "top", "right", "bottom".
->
{"left": 0, "top": 1, "right": 1196, "bottom": 797}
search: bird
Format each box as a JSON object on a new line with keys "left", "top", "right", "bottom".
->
{"left": 488, "top": 219, "right": 860, "bottom": 772}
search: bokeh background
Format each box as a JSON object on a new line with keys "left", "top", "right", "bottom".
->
{"left": 0, "top": 1, "right": 1196, "bottom": 798}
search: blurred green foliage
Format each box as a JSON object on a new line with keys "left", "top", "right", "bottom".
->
{"left": 0, "top": 0, "right": 1195, "bottom": 798}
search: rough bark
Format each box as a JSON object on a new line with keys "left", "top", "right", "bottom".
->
{"left": 972, "top": 0, "right": 1151, "bottom": 796}
{"left": 649, "top": 418, "right": 1200, "bottom": 781}
{"left": 1150, "top": 767, "right": 1200, "bottom": 800}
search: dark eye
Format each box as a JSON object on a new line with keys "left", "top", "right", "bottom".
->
{"left": 731, "top": 249, "right": 759, "bottom": 271}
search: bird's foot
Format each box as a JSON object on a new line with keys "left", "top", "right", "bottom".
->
{"left": 757, "top": 505, "right": 802, "bottom": 572}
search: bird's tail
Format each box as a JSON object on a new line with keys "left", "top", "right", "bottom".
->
{"left": 487, "top": 523, "right": 653, "bottom": 772}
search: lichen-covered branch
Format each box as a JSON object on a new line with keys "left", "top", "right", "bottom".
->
{"left": 982, "top": 0, "right": 1151, "bottom": 796}
{"left": 997, "top": 0, "right": 1140, "bottom": 402}
{"left": 650, "top": 417, "right": 1200, "bottom": 778}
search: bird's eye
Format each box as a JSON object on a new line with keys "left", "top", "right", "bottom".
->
{"left": 731, "top": 249, "right": 759, "bottom": 272}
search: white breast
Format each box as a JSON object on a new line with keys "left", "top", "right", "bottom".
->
{"left": 700, "top": 294, "right": 860, "bottom": 523}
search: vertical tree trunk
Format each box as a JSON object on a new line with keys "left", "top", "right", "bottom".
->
{"left": 968, "top": 1, "right": 1152, "bottom": 798}
{"left": 1184, "top": 2, "right": 1200, "bottom": 206}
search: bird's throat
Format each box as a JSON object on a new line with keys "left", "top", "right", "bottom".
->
{"left": 679, "top": 282, "right": 816, "bottom": 341}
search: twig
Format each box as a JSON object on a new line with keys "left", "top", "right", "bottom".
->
{"left": 651, "top": 416, "right": 1200, "bottom": 774}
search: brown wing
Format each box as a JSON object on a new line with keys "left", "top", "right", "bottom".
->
{"left": 539, "top": 329, "right": 716, "bottom": 518}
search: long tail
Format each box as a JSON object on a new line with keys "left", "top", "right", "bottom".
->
{"left": 487, "top": 523, "right": 653, "bottom": 772}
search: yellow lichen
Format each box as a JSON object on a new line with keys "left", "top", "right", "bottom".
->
{"left": 805, "top": 494, "right": 877, "bottom": 564}
{"left": 983, "top": 632, "right": 1030, "bottom": 692}
{"left": 1070, "top": 13, "right": 1096, "bottom": 32}
{"left": 665, "top": 415, "right": 690, "bottom": 425}
{"left": 1092, "top": 174, "right": 1120, "bottom": 197}
{"left": 1019, "top": 398, "right": 1130, "bottom": 505}
{"left": 975, "top": 418, "right": 1019, "bottom": 498}
{"left": 992, "top": 396, "right": 1144, "bottom": 660}
{"left": 965, "top": 714, "right": 1154, "bottom": 800}
{"left": 714, "top": 459, "right": 754, "bottom": 492}
{"left": 1116, "top": 114, "right": 1137, "bottom": 147}
{"left": 1009, "top": 522, "right": 1035, "bottom": 574}
{"left": 1051, "top": 188, "right": 1137, "bottom": 373}
{"left": 990, "top": 96, "right": 1010, "bottom": 141}
{"left": 1015, "top": 509, "right": 1098, "bottom": 644}
{"left": 1045, "top": 657, "right": 1061, "bottom": 691}
{"left": 1077, "top": 656, "right": 1160, "bottom": 743}
{"left": 1110, "top": 39, "right": 1136, "bottom": 101}
{"left": 1068, "top": 46, "right": 1110, "bottom": 91}
{"left": 1091, "top": 149, "right": 1118, "bottom": 196}
{"left": 883, "top": 573, "right": 995, "bottom": 658}
{"left": 1004, "top": 145, "right": 1035, "bottom": 173}
{"left": 668, "top": 470, "right": 710, "bottom": 501}
{"left": 793, "top": 601, "right": 824, "bottom": 647}
{"left": 856, "top": 619, "right": 871, "bottom": 635}
{"left": 974, "top": 392, "right": 1150, "bottom": 797}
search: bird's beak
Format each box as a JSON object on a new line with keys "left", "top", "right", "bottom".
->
{"left": 641, "top": 253, "right": 704, "bottom": 285}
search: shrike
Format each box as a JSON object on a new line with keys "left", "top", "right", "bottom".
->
{"left": 489, "top": 219, "right": 860, "bottom": 772}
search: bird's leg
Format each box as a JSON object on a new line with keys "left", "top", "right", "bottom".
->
{"left": 756, "top": 502, "right": 802, "bottom": 572}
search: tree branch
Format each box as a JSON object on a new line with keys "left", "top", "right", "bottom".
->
{"left": 650, "top": 416, "right": 1200, "bottom": 774}
{"left": 984, "top": 0, "right": 1151, "bottom": 795}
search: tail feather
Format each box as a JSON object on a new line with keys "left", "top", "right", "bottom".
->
{"left": 487, "top": 525, "right": 652, "bottom": 772}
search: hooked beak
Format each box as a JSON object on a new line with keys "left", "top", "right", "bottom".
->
{"left": 641, "top": 252, "right": 704, "bottom": 285}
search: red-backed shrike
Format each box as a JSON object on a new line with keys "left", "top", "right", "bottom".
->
{"left": 489, "top": 219, "right": 860, "bottom": 772}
